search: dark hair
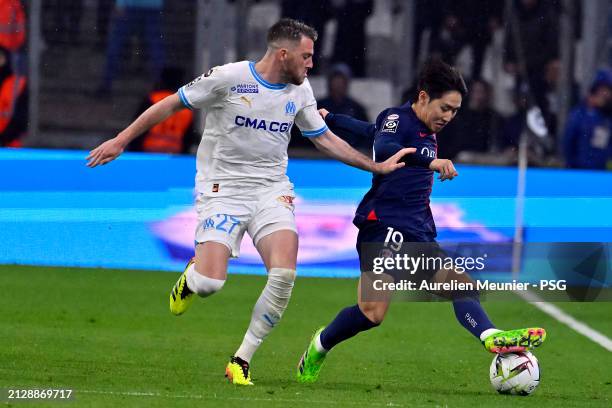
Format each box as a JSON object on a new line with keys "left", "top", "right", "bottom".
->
{"left": 417, "top": 58, "right": 468, "bottom": 100}
{"left": 267, "top": 18, "right": 317, "bottom": 47}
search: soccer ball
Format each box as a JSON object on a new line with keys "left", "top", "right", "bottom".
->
{"left": 489, "top": 352, "right": 540, "bottom": 395}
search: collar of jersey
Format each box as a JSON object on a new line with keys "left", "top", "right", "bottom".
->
{"left": 249, "top": 61, "right": 287, "bottom": 90}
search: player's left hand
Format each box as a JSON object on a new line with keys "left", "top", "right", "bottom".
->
{"left": 375, "top": 147, "right": 416, "bottom": 174}
{"left": 86, "top": 137, "right": 125, "bottom": 168}
{"left": 429, "top": 158, "right": 458, "bottom": 181}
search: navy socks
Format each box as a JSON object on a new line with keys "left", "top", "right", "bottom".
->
{"left": 318, "top": 298, "right": 494, "bottom": 351}
{"left": 452, "top": 298, "right": 495, "bottom": 339}
{"left": 319, "top": 304, "right": 379, "bottom": 351}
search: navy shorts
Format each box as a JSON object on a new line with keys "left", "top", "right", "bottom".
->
{"left": 356, "top": 221, "right": 443, "bottom": 278}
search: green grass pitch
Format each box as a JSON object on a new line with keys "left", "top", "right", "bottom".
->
{"left": 1, "top": 265, "right": 611, "bottom": 407}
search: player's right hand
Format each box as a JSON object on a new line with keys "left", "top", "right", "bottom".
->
{"left": 429, "top": 158, "right": 458, "bottom": 181}
{"left": 86, "top": 137, "right": 125, "bottom": 167}
{"left": 318, "top": 108, "right": 329, "bottom": 120}
{"left": 375, "top": 147, "right": 416, "bottom": 174}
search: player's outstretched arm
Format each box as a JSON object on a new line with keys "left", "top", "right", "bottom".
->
{"left": 319, "top": 108, "right": 376, "bottom": 140}
{"left": 429, "top": 158, "right": 458, "bottom": 181}
{"left": 86, "top": 93, "right": 184, "bottom": 167}
{"left": 374, "top": 133, "right": 458, "bottom": 181}
{"left": 310, "top": 130, "right": 415, "bottom": 174}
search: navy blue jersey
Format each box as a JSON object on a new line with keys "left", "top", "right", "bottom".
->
{"left": 325, "top": 102, "right": 438, "bottom": 236}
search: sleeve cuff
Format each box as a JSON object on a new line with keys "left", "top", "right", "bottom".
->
{"left": 400, "top": 149, "right": 435, "bottom": 168}
{"left": 301, "top": 125, "right": 328, "bottom": 138}
{"left": 178, "top": 87, "right": 194, "bottom": 110}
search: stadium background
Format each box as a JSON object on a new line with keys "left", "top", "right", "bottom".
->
{"left": 4, "top": 0, "right": 610, "bottom": 275}
{"left": 1, "top": 1, "right": 611, "bottom": 406}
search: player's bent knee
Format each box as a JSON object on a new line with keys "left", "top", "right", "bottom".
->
{"left": 268, "top": 267, "right": 296, "bottom": 285}
{"left": 264, "top": 268, "right": 296, "bottom": 316}
{"left": 358, "top": 302, "right": 386, "bottom": 325}
{"left": 187, "top": 267, "right": 226, "bottom": 297}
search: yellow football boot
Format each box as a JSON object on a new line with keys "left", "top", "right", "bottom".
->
{"left": 225, "top": 356, "right": 254, "bottom": 386}
{"left": 169, "top": 258, "right": 195, "bottom": 316}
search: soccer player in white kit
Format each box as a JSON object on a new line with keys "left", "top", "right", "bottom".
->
{"left": 86, "top": 18, "right": 413, "bottom": 385}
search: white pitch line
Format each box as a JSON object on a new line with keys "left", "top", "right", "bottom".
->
{"left": 78, "top": 389, "right": 403, "bottom": 406}
{"left": 517, "top": 290, "right": 612, "bottom": 352}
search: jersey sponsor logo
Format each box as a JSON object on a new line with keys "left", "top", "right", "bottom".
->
{"left": 387, "top": 114, "right": 399, "bottom": 120}
{"left": 420, "top": 146, "right": 436, "bottom": 158}
{"left": 285, "top": 101, "right": 296, "bottom": 115}
{"left": 234, "top": 115, "right": 292, "bottom": 132}
{"left": 230, "top": 83, "right": 259, "bottom": 94}
{"left": 381, "top": 119, "right": 398, "bottom": 133}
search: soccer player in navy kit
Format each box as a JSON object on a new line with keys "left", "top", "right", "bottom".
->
{"left": 297, "top": 59, "right": 547, "bottom": 383}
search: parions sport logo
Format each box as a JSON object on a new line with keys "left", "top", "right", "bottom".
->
{"left": 234, "top": 115, "right": 292, "bottom": 132}
{"left": 230, "top": 83, "right": 259, "bottom": 94}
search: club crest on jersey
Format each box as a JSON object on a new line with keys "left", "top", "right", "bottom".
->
{"left": 285, "top": 101, "right": 296, "bottom": 116}
{"left": 381, "top": 119, "right": 399, "bottom": 133}
{"left": 230, "top": 83, "right": 259, "bottom": 94}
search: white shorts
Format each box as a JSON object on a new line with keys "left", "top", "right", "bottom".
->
{"left": 194, "top": 182, "right": 297, "bottom": 257}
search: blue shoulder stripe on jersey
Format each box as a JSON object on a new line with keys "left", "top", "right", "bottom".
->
{"left": 178, "top": 87, "right": 194, "bottom": 110}
{"left": 249, "top": 61, "right": 287, "bottom": 90}
{"left": 301, "top": 125, "right": 328, "bottom": 138}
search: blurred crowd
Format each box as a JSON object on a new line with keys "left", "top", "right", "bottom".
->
{"left": 1, "top": 0, "right": 611, "bottom": 170}
{"left": 285, "top": 0, "right": 612, "bottom": 170}
{"left": 0, "top": 0, "right": 27, "bottom": 148}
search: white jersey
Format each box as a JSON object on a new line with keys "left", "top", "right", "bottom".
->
{"left": 178, "top": 61, "right": 327, "bottom": 197}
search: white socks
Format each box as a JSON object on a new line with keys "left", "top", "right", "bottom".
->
{"left": 235, "top": 268, "right": 296, "bottom": 363}
{"left": 185, "top": 262, "right": 225, "bottom": 297}
{"left": 314, "top": 333, "right": 328, "bottom": 354}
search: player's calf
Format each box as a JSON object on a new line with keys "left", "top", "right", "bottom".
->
{"left": 358, "top": 300, "right": 389, "bottom": 325}
{"left": 186, "top": 264, "right": 226, "bottom": 297}
{"left": 234, "top": 267, "right": 296, "bottom": 363}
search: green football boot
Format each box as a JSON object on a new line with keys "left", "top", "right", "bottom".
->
{"left": 297, "top": 327, "right": 327, "bottom": 383}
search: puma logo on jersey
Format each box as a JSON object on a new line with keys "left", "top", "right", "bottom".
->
{"left": 234, "top": 116, "right": 292, "bottom": 132}
{"left": 240, "top": 96, "right": 252, "bottom": 108}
